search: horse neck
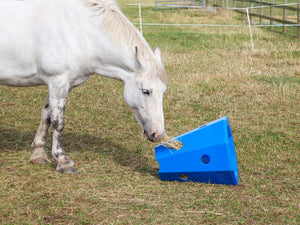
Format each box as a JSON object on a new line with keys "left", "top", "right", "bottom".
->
{"left": 86, "top": 19, "right": 137, "bottom": 81}
{"left": 92, "top": 43, "right": 137, "bottom": 81}
{"left": 90, "top": 31, "right": 156, "bottom": 82}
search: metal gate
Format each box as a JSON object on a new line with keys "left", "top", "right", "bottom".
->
{"left": 155, "top": 0, "right": 206, "bottom": 10}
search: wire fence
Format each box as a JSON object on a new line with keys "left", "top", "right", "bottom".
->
{"left": 211, "top": 0, "right": 300, "bottom": 36}
{"left": 122, "top": 2, "right": 300, "bottom": 29}
{"left": 120, "top": 2, "right": 299, "bottom": 50}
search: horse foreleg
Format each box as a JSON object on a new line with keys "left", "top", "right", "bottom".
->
{"left": 49, "top": 83, "right": 77, "bottom": 173}
{"left": 30, "top": 95, "right": 51, "bottom": 164}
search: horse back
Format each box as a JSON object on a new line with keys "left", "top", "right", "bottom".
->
{"left": 0, "top": 0, "right": 94, "bottom": 87}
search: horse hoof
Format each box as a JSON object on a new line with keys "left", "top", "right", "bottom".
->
{"left": 30, "top": 157, "right": 49, "bottom": 165}
{"left": 59, "top": 167, "right": 77, "bottom": 174}
{"left": 30, "top": 147, "right": 49, "bottom": 164}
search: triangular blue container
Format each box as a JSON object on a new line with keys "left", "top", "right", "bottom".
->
{"left": 155, "top": 117, "right": 239, "bottom": 185}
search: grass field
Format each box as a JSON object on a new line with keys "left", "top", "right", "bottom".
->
{"left": 0, "top": 1, "right": 299, "bottom": 224}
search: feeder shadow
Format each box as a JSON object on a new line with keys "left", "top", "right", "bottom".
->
{"left": 0, "top": 127, "right": 159, "bottom": 178}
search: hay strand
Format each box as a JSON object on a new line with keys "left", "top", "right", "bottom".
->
{"left": 141, "top": 132, "right": 183, "bottom": 150}
{"left": 160, "top": 134, "right": 183, "bottom": 150}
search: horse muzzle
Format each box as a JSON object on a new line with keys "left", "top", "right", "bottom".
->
{"left": 143, "top": 129, "right": 164, "bottom": 143}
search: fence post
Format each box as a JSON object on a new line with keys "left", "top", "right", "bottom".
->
{"left": 250, "top": 1, "right": 253, "bottom": 24}
{"left": 270, "top": 0, "right": 274, "bottom": 30}
{"left": 246, "top": 8, "right": 254, "bottom": 50}
{"left": 139, "top": 4, "right": 143, "bottom": 35}
{"left": 260, "top": 0, "right": 264, "bottom": 25}
{"left": 298, "top": 0, "right": 300, "bottom": 38}
{"left": 283, "top": 0, "right": 287, "bottom": 33}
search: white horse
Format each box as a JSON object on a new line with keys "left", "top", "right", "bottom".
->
{"left": 0, "top": 0, "right": 167, "bottom": 173}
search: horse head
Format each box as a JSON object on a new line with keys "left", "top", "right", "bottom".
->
{"left": 123, "top": 47, "right": 167, "bottom": 142}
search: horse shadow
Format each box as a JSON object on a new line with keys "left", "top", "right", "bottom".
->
{"left": 0, "top": 127, "right": 159, "bottom": 178}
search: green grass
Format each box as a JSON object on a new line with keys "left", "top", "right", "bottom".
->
{"left": 1, "top": 3, "right": 299, "bottom": 225}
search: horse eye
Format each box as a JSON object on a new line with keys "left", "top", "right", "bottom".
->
{"left": 141, "top": 89, "right": 150, "bottom": 96}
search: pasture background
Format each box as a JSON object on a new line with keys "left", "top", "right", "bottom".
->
{"left": 0, "top": 1, "right": 299, "bottom": 224}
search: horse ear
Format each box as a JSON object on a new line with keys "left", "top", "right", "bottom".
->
{"left": 135, "top": 46, "right": 146, "bottom": 71}
{"left": 154, "top": 46, "right": 162, "bottom": 62}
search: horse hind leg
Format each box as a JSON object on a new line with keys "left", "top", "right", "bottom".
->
{"left": 30, "top": 95, "right": 51, "bottom": 164}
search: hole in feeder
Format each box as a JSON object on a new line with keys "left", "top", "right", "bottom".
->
{"left": 179, "top": 174, "right": 189, "bottom": 181}
{"left": 201, "top": 154, "right": 210, "bottom": 164}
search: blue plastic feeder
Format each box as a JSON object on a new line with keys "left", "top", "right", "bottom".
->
{"left": 155, "top": 117, "right": 239, "bottom": 185}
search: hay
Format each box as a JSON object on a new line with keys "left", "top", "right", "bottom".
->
{"left": 142, "top": 132, "right": 183, "bottom": 150}
{"left": 160, "top": 134, "right": 183, "bottom": 150}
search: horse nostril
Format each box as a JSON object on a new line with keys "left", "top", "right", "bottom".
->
{"left": 150, "top": 132, "right": 156, "bottom": 140}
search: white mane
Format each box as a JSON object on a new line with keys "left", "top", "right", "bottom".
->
{"left": 85, "top": 0, "right": 167, "bottom": 83}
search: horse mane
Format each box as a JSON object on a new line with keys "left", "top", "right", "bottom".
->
{"left": 85, "top": 0, "right": 167, "bottom": 83}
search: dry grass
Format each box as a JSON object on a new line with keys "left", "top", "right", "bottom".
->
{"left": 0, "top": 4, "right": 299, "bottom": 225}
